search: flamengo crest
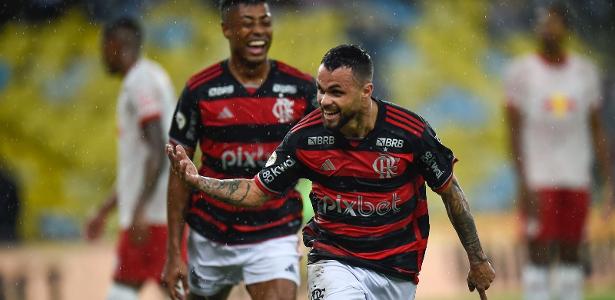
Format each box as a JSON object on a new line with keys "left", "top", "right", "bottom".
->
{"left": 373, "top": 153, "right": 400, "bottom": 178}
{"left": 273, "top": 97, "right": 294, "bottom": 123}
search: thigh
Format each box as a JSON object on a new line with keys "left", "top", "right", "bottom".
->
{"left": 187, "top": 232, "right": 242, "bottom": 297}
{"left": 243, "top": 235, "right": 301, "bottom": 287}
{"left": 535, "top": 189, "right": 559, "bottom": 243}
{"left": 558, "top": 190, "right": 589, "bottom": 244}
{"left": 307, "top": 260, "right": 365, "bottom": 300}
{"left": 246, "top": 279, "right": 297, "bottom": 300}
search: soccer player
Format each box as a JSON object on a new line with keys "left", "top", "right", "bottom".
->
{"left": 504, "top": 4, "right": 614, "bottom": 300}
{"left": 161, "top": 1, "right": 317, "bottom": 299}
{"left": 166, "top": 44, "right": 495, "bottom": 300}
{"left": 85, "top": 17, "right": 175, "bottom": 300}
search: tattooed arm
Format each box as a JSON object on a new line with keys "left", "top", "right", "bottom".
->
{"left": 166, "top": 144, "right": 271, "bottom": 207}
{"left": 438, "top": 175, "right": 495, "bottom": 298}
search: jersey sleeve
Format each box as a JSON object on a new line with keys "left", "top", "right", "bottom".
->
{"left": 414, "top": 123, "right": 457, "bottom": 192}
{"left": 168, "top": 86, "right": 201, "bottom": 149}
{"left": 127, "top": 81, "right": 164, "bottom": 126}
{"left": 254, "top": 134, "right": 304, "bottom": 195}
{"left": 503, "top": 59, "right": 524, "bottom": 109}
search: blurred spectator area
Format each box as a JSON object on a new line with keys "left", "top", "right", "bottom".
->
{"left": 0, "top": 0, "right": 613, "bottom": 240}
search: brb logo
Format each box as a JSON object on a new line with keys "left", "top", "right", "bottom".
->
{"left": 272, "top": 97, "right": 295, "bottom": 123}
{"left": 320, "top": 193, "right": 401, "bottom": 217}
{"left": 221, "top": 146, "right": 268, "bottom": 170}
{"left": 372, "top": 154, "right": 400, "bottom": 178}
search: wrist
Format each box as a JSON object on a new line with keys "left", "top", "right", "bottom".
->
{"left": 469, "top": 252, "right": 489, "bottom": 266}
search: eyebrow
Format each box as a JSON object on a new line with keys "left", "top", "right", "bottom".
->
{"left": 241, "top": 13, "right": 271, "bottom": 20}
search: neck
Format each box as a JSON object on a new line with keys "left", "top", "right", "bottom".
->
{"left": 340, "top": 98, "right": 377, "bottom": 139}
{"left": 228, "top": 56, "right": 270, "bottom": 85}
{"left": 119, "top": 56, "right": 139, "bottom": 76}
{"left": 539, "top": 43, "right": 566, "bottom": 64}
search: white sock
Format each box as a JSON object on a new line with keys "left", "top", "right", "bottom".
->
{"left": 107, "top": 283, "right": 138, "bottom": 300}
{"left": 522, "top": 264, "right": 550, "bottom": 300}
{"left": 553, "top": 264, "right": 583, "bottom": 300}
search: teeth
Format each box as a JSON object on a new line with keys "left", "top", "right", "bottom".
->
{"left": 249, "top": 40, "right": 266, "bottom": 47}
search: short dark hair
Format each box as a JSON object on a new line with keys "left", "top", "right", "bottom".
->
{"left": 219, "top": 0, "right": 267, "bottom": 21}
{"left": 103, "top": 16, "right": 143, "bottom": 49}
{"left": 538, "top": 2, "right": 573, "bottom": 29}
{"left": 321, "top": 44, "right": 373, "bottom": 84}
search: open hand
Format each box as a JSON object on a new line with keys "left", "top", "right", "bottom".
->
{"left": 166, "top": 144, "right": 200, "bottom": 188}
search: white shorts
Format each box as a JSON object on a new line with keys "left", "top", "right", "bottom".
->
{"left": 187, "top": 230, "right": 301, "bottom": 297}
{"left": 307, "top": 260, "right": 417, "bottom": 300}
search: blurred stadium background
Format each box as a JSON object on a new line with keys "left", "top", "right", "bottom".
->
{"left": 0, "top": 0, "right": 614, "bottom": 299}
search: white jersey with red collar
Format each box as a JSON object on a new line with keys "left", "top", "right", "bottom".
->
{"left": 504, "top": 53, "right": 602, "bottom": 190}
{"left": 117, "top": 58, "right": 175, "bottom": 228}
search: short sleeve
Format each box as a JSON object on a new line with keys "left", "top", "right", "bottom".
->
{"left": 414, "top": 123, "right": 457, "bottom": 192}
{"left": 254, "top": 134, "right": 304, "bottom": 195}
{"left": 168, "top": 86, "right": 201, "bottom": 149}
{"left": 503, "top": 60, "right": 524, "bottom": 108}
{"left": 127, "top": 83, "right": 163, "bottom": 126}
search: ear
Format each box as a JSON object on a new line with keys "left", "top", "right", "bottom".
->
{"left": 361, "top": 82, "right": 374, "bottom": 99}
{"left": 222, "top": 21, "right": 232, "bottom": 40}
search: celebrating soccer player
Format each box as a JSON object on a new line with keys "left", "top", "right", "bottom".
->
{"left": 167, "top": 44, "right": 495, "bottom": 300}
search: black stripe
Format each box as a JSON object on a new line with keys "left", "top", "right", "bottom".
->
{"left": 187, "top": 214, "right": 302, "bottom": 245}
{"left": 418, "top": 214, "right": 430, "bottom": 239}
{"left": 192, "top": 196, "right": 303, "bottom": 227}
{"left": 315, "top": 222, "right": 418, "bottom": 252}
{"left": 202, "top": 124, "right": 292, "bottom": 143}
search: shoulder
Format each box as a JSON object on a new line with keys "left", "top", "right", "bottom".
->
{"left": 381, "top": 100, "right": 427, "bottom": 139}
{"left": 273, "top": 60, "right": 314, "bottom": 83}
{"left": 570, "top": 53, "right": 600, "bottom": 77}
{"left": 290, "top": 109, "right": 322, "bottom": 134}
{"left": 185, "top": 61, "right": 225, "bottom": 91}
{"left": 505, "top": 54, "right": 536, "bottom": 77}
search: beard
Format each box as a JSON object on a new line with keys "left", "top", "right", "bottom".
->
{"left": 322, "top": 109, "right": 355, "bottom": 133}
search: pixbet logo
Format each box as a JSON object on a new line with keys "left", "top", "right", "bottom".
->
{"left": 221, "top": 146, "right": 268, "bottom": 170}
{"left": 320, "top": 193, "right": 401, "bottom": 217}
{"left": 372, "top": 154, "right": 400, "bottom": 178}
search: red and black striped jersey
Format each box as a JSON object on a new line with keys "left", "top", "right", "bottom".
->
{"left": 169, "top": 59, "right": 317, "bottom": 244}
{"left": 254, "top": 98, "right": 457, "bottom": 283}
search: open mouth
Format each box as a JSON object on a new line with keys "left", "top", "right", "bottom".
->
{"left": 247, "top": 40, "right": 267, "bottom": 55}
{"left": 322, "top": 110, "right": 340, "bottom": 121}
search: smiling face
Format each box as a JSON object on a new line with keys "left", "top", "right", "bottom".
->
{"left": 316, "top": 64, "right": 371, "bottom": 131}
{"left": 223, "top": 3, "right": 273, "bottom": 67}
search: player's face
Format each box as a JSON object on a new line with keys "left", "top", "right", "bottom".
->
{"left": 537, "top": 10, "right": 566, "bottom": 48}
{"left": 223, "top": 3, "right": 273, "bottom": 66}
{"left": 102, "top": 36, "right": 122, "bottom": 75}
{"left": 316, "top": 65, "right": 365, "bottom": 131}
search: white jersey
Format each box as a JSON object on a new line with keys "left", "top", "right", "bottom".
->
{"left": 117, "top": 58, "right": 175, "bottom": 228}
{"left": 504, "top": 53, "right": 602, "bottom": 189}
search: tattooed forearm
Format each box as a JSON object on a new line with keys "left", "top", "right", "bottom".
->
{"left": 195, "top": 177, "right": 267, "bottom": 207}
{"left": 441, "top": 178, "right": 488, "bottom": 264}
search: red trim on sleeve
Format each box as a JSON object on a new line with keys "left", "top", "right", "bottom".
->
{"left": 253, "top": 174, "right": 281, "bottom": 196}
{"left": 139, "top": 113, "right": 161, "bottom": 127}
{"left": 433, "top": 158, "right": 459, "bottom": 193}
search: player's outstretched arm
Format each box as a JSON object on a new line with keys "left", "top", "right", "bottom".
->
{"left": 437, "top": 175, "right": 495, "bottom": 299}
{"left": 166, "top": 144, "right": 271, "bottom": 207}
